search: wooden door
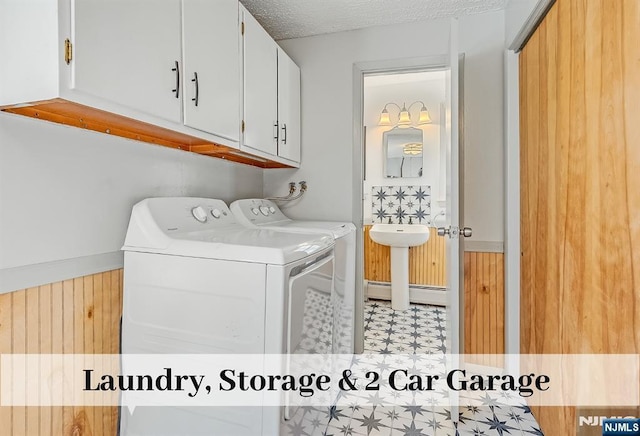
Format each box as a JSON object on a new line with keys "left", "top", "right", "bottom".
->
{"left": 520, "top": 0, "right": 640, "bottom": 433}
{"left": 277, "top": 47, "right": 301, "bottom": 163}
{"left": 242, "top": 7, "right": 278, "bottom": 156}
{"left": 71, "top": 0, "right": 182, "bottom": 123}
{"left": 183, "top": 0, "right": 241, "bottom": 143}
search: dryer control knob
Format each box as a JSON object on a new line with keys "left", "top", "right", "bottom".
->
{"left": 269, "top": 206, "right": 276, "bottom": 214}
{"left": 191, "top": 206, "right": 208, "bottom": 223}
{"left": 210, "top": 209, "right": 221, "bottom": 219}
{"left": 251, "top": 207, "right": 259, "bottom": 215}
{"left": 259, "top": 206, "right": 270, "bottom": 216}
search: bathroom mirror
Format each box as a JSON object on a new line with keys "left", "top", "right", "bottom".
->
{"left": 383, "top": 127, "right": 423, "bottom": 178}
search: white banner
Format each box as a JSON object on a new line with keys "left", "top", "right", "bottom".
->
{"left": 0, "top": 354, "right": 638, "bottom": 409}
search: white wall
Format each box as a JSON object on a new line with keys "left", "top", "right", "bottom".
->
{"left": 0, "top": 113, "right": 263, "bottom": 291}
{"left": 266, "top": 10, "right": 506, "bottom": 243}
{"left": 362, "top": 73, "right": 445, "bottom": 223}
{"left": 505, "top": 0, "right": 541, "bottom": 48}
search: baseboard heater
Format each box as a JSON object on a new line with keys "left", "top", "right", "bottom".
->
{"left": 365, "top": 281, "right": 446, "bottom": 307}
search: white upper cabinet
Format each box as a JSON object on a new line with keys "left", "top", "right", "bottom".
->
{"left": 0, "top": 0, "right": 301, "bottom": 168}
{"left": 72, "top": 0, "right": 183, "bottom": 123}
{"left": 242, "top": 7, "right": 278, "bottom": 157}
{"left": 182, "top": 0, "right": 240, "bottom": 143}
{"left": 277, "top": 48, "right": 301, "bottom": 163}
{"left": 241, "top": 7, "right": 301, "bottom": 165}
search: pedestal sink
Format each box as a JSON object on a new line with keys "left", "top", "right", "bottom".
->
{"left": 370, "top": 224, "right": 430, "bottom": 310}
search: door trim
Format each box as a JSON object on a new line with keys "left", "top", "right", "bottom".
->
{"left": 504, "top": 50, "right": 520, "bottom": 362}
{"left": 352, "top": 55, "right": 449, "bottom": 354}
{"left": 508, "top": 0, "right": 556, "bottom": 52}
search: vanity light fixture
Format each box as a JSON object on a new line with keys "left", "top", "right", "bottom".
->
{"left": 403, "top": 143, "right": 423, "bottom": 155}
{"left": 378, "top": 101, "right": 432, "bottom": 126}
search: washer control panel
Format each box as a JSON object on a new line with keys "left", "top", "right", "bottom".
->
{"left": 230, "top": 199, "right": 290, "bottom": 226}
{"left": 137, "top": 198, "right": 235, "bottom": 235}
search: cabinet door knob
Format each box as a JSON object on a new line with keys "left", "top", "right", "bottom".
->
{"left": 273, "top": 122, "right": 279, "bottom": 141}
{"left": 281, "top": 123, "right": 287, "bottom": 144}
{"left": 191, "top": 72, "right": 199, "bottom": 107}
{"left": 171, "top": 61, "right": 180, "bottom": 99}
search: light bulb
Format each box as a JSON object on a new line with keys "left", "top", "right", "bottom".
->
{"left": 398, "top": 103, "right": 411, "bottom": 125}
{"left": 378, "top": 108, "right": 391, "bottom": 126}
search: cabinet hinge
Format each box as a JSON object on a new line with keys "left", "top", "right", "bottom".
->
{"left": 241, "top": 120, "right": 245, "bottom": 132}
{"left": 64, "top": 38, "right": 72, "bottom": 64}
{"left": 241, "top": 22, "right": 245, "bottom": 35}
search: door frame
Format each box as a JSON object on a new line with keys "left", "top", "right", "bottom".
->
{"left": 504, "top": 49, "right": 521, "bottom": 361}
{"left": 351, "top": 55, "right": 451, "bottom": 354}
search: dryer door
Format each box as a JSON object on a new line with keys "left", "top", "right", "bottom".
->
{"left": 285, "top": 252, "right": 334, "bottom": 420}
{"left": 287, "top": 252, "right": 334, "bottom": 354}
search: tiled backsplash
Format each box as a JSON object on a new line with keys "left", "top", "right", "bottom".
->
{"left": 371, "top": 185, "right": 431, "bottom": 224}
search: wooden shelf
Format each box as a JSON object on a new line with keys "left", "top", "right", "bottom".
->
{"left": 1, "top": 99, "right": 293, "bottom": 169}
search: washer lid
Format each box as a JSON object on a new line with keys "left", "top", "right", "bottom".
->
{"left": 230, "top": 199, "right": 356, "bottom": 238}
{"left": 264, "top": 220, "right": 356, "bottom": 238}
{"left": 122, "top": 197, "right": 333, "bottom": 265}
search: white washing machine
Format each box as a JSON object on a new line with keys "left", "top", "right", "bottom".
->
{"left": 119, "top": 197, "right": 335, "bottom": 436}
{"left": 230, "top": 199, "right": 356, "bottom": 354}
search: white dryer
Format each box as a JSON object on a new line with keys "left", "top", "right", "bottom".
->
{"left": 120, "top": 197, "right": 334, "bottom": 436}
{"left": 230, "top": 199, "right": 356, "bottom": 354}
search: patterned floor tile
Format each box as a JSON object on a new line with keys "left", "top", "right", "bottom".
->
{"left": 283, "top": 300, "right": 544, "bottom": 436}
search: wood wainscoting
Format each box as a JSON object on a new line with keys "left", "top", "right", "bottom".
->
{"left": 364, "top": 226, "right": 505, "bottom": 357}
{"left": 520, "top": 0, "right": 640, "bottom": 433}
{"left": 0, "top": 269, "right": 123, "bottom": 436}
{"left": 463, "top": 252, "right": 504, "bottom": 357}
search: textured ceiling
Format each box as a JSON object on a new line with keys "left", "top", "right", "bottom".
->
{"left": 239, "top": 0, "right": 507, "bottom": 40}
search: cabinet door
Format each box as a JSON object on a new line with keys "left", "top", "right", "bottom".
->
{"left": 277, "top": 48, "right": 301, "bottom": 163}
{"left": 242, "top": 8, "right": 278, "bottom": 156}
{"left": 183, "top": 0, "right": 240, "bottom": 143}
{"left": 71, "top": 0, "right": 182, "bottom": 123}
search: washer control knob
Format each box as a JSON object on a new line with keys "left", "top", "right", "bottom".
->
{"left": 210, "top": 209, "right": 221, "bottom": 219}
{"left": 259, "top": 206, "right": 270, "bottom": 216}
{"left": 269, "top": 206, "right": 276, "bottom": 214}
{"left": 251, "top": 207, "right": 259, "bottom": 215}
{"left": 191, "top": 206, "right": 208, "bottom": 223}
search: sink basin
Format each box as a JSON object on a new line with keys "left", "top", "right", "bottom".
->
{"left": 369, "top": 224, "right": 430, "bottom": 310}
{"left": 370, "top": 224, "right": 430, "bottom": 248}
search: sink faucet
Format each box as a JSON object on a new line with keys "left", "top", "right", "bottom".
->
{"left": 408, "top": 217, "right": 413, "bottom": 224}
{"left": 387, "top": 216, "right": 392, "bottom": 224}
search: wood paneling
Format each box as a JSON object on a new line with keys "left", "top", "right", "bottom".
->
{"left": 520, "top": 0, "right": 640, "bottom": 433}
{"left": 0, "top": 269, "right": 123, "bottom": 436}
{"left": 1, "top": 99, "right": 292, "bottom": 169}
{"left": 464, "top": 252, "right": 505, "bottom": 366}
{"left": 364, "top": 225, "right": 446, "bottom": 287}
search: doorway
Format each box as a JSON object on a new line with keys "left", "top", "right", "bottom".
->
{"left": 359, "top": 68, "right": 451, "bottom": 356}
{"left": 362, "top": 70, "right": 448, "bottom": 307}
{"left": 351, "top": 51, "right": 463, "bottom": 360}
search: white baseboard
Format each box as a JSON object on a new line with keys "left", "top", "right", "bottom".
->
{"left": 365, "top": 282, "right": 447, "bottom": 306}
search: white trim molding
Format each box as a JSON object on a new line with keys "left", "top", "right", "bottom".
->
{"left": 0, "top": 251, "right": 124, "bottom": 294}
{"left": 365, "top": 281, "right": 447, "bottom": 307}
{"left": 504, "top": 50, "right": 521, "bottom": 361}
